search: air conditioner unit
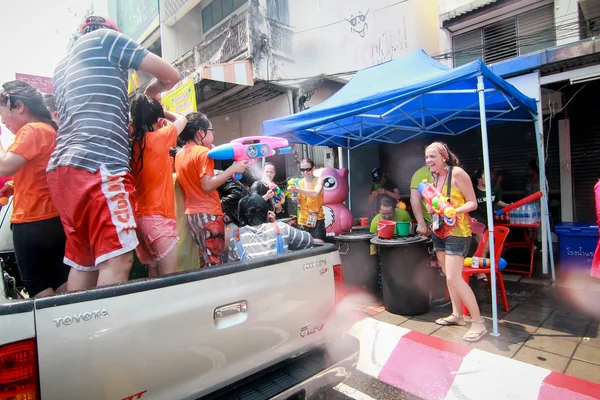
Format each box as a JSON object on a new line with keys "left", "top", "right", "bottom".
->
{"left": 541, "top": 88, "right": 563, "bottom": 116}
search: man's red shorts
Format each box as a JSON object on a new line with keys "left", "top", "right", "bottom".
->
{"left": 47, "top": 165, "right": 139, "bottom": 271}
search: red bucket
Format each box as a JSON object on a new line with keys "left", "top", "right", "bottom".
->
{"left": 377, "top": 220, "right": 396, "bottom": 239}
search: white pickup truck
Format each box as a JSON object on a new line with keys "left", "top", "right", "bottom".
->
{"left": 0, "top": 211, "right": 359, "bottom": 400}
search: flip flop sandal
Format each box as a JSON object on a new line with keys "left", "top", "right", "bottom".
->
{"left": 463, "top": 328, "right": 488, "bottom": 342}
{"left": 435, "top": 315, "right": 466, "bottom": 326}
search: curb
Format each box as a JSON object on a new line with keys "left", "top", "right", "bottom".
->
{"left": 349, "top": 318, "right": 600, "bottom": 400}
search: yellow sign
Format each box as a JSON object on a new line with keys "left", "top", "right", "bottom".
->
{"left": 127, "top": 71, "right": 140, "bottom": 94}
{"left": 162, "top": 79, "right": 197, "bottom": 115}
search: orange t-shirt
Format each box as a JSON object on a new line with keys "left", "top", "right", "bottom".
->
{"left": 174, "top": 143, "right": 223, "bottom": 216}
{"left": 131, "top": 124, "right": 178, "bottom": 219}
{"left": 7, "top": 122, "right": 59, "bottom": 224}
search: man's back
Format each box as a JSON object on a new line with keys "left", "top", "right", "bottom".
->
{"left": 228, "top": 222, "right": 313, "bottom": 261}
{"left": 50, "top": 29, "right": 148, "bottom": 174}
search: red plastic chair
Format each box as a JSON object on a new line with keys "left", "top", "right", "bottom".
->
{"left": 461, "top": 226, "right": 511, "bottom": 316}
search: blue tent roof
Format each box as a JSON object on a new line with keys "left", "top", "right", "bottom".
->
{"left": 262, "top": 50, "right": 538, "bottom": 148}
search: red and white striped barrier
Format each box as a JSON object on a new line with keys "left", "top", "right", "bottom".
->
{"left": 349, "top": 318, "right": 600, "bottom": 400}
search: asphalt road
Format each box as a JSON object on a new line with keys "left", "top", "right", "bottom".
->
{"left": 315, "top": 370, "right": 422, "bottom": 400}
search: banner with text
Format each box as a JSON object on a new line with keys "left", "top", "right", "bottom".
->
{"left": 162, "top": 79, "right": 197, "bottom": 115}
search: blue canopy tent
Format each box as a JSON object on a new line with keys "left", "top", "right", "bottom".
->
{"left": 263, "top": 50, "right": 555, "bottom": 337}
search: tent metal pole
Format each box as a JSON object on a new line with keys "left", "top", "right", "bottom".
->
{"left": 534, "top": 98, "right": 556, "bottom": 280}
{"left": 347, "top": 141, "right": 352, "bottom": 212}
{"left": 477, "top": 75, "right": 499, "bottom": 337}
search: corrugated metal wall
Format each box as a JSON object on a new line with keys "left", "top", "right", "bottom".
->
{"left": 378, "top": 121, "right": 560, "bottom": 202}
{"left": 566, "top": 81, "right": 600, "bottom": 222}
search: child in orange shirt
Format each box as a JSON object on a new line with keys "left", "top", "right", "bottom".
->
{"left": 0, "top": 80, "right": 69, "bottom": 298}
{"left": 130, "top": 94, "right": 187, "bottom": 276}
{"left": 175, "top": 112, "right": 246, "bottom": 267}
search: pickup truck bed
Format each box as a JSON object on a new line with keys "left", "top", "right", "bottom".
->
{"left": 0, "top": 243, "right": 358, "bottom": 400}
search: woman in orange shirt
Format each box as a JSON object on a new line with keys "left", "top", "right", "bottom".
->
{"left": 0, "top": 80, "right": 69, "bottom": 298}
{"left": 174, "top": 112, "right": 246, "bottom": 267}
{"left": 130, "top": 94, "right": 187, "bottom": 276}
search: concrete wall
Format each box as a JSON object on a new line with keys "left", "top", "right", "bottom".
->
{"left": 209, "top": 92, "right": 292, "bottom": 145}
{"left": 438, "top": 0, "right": 478, "bottom": 15}
{"left": 348, "top": 145, "right": 380, "bottom": 218}
{"left": 288, "top": 0, "right": 440, "bottom": 77}
{"left": 160, "top": 0, "right": 205, "bottom": 64}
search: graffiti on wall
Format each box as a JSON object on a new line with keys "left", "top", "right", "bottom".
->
{"left": 371, "top": 19, "right": 408, "bottom": 65}
{"left": 345, "top": 10, "right": 369, "bottom": 38}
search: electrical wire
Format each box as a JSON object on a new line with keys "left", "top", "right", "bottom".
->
{"left": 293, "top": 0, "right": 410, "bottom": 35}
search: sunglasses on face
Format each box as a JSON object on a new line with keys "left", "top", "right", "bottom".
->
{"left": 300, "top": 167, "right": 313, "bottom": 172}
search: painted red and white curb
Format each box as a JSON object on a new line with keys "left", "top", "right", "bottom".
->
{"left": 349, "top": 318, "right": 600, "bottom": 400}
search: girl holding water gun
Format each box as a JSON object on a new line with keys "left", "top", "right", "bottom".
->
{"left": 175, "top": 112, "right": 247, "bottom": 267}
{"left": 424, "top": 142, "right": 485, "bottom": 342}
{"left": 0, "top": 80, "right": 69, "bottom": 298}
{"left": 250, "top": 162, "right": 286, "bottom": 216}
{"left": 129, "top": 94, "right": 188, "bottom": 276}
{"left": 288, "top": 158, "right": 326, "bottom": 241}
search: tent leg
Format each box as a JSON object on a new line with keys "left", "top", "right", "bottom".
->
{"left": 477, "top": 75, "right": 499, "bottom": 337}
{"left": 534, "top": 106, "right": 556, "bottom": 280}
{"left": 347, "top": 145, "right": 352, "bottom": 211}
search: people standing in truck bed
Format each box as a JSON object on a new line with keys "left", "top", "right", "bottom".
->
{"left": 0, "top": 80, "right": 69, "bottom": 298}
{"left": 48, "top": 15, "right": 180, "bottom": 291}
{"left": 174, "top": 112, "right": 247, "bottom": 267}
{"left": 129, "top": 94, "right": 187, "bottom": 277}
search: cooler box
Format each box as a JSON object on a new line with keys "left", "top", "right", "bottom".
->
{"left": 554, "top": 222, "right": 598, "bottom": 274}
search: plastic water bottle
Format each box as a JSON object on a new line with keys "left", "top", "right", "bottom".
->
{"left": 516, "top": 206, "right": 524, "bottom": 224}
{"left": 525, "top": 205, "right": 532, "bottom": 225}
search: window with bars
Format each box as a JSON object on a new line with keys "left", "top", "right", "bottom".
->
{"left": 202, "top": 0, "right": 247, "bottom": 33}
{"left": 267, "top": 0, "right": 290, "bottom": 25}
{"left": 452, "top": 5, "right": 555, "bottom": 66}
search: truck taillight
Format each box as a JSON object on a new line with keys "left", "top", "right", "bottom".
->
{"left": 333, "top": 264, "right": 345, "bottom": 305}
{"left": 0, "top": 338, "right": 38, "bottom": 400}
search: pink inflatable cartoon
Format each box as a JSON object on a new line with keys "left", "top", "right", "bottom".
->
{"left": 314, "top": 168, "right": 353, "bottom": 235}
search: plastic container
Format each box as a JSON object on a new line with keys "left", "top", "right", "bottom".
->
{"left": 395, "top": 222, "right": 410, "bottom": 237}
{"left": 335, "top": 233, "right": 380, "bottom": 298}
{"left": 377, "top": 220, "right": 396, "bottom": 239}
{"left": 554, "top": 222, "right": 598, "bottom": 274}
{"left": 371, "top": 236, "right": 433, "bottom": 316}
{"left": 360, "top": 217, "right": 369, "bottom": 226}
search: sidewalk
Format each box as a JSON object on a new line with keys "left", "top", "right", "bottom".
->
{"left": 349, "top": 317, "right": 600, "bottom": 400}
{"left": 350, "top": 272, "right": 600, "bottom": 385}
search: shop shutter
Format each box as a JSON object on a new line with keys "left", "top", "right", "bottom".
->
{"left": 518, "top": 5, "right": 556, "bottom": 56}
{"left": 453, "top": 30, "right": 483, "bottom": 67}
{"left": 571, "top": 118, "right": 600, "bottom": 222}
{"left": 483, "top": 19, "right": 518, "bottom": 64}
{"left": 378, "top": 122, "right": 560, "bottom": 202}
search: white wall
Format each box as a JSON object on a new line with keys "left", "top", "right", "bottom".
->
{"left": 210, "top": 92, "right": 292, "bottom": 145}
{"left": 160, "top": 0, "right": 205, "bottom": 64}
{"left": 288, "top": 0, "right": 440, "bottom": 77}
{"left": 304, "top": 81, "right": 345, "bottom": 108}
{"left": 438, "top": 0, "right": 477, "bottom": 15}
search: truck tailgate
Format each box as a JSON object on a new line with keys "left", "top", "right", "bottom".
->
{"left": 34, "top": 246, "right": 340, "bottom": 400}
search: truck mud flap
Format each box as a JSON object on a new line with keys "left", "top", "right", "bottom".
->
{"left": 200, "top": 335, "right": 359, "bottom": 400}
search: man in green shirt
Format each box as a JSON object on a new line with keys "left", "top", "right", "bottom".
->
{"left": 370, "top": 197, "right": 412, "bottom": 233}
{"left": 410, "top": 165, "right": 433, "bottom": 235}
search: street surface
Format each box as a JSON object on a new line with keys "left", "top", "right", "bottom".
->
{"left": 317, "top": 371, "right": 422, "bottom": 400}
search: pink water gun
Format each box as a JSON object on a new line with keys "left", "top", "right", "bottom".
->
{"left": 208, "top": 136, "right": 292, "bottom": 180}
